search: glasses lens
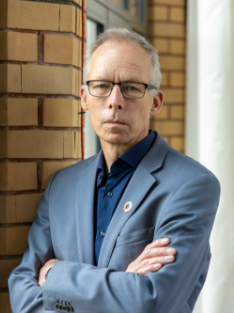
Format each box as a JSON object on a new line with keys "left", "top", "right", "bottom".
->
{"left": 121, "top": 83, "right": 145, "bottom": 99}
{"left": 88, "top": 81, "right": 112, "bottom": 97}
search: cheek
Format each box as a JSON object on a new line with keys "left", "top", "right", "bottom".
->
{"left": 137, "top": 106, "right": 151, "bottom": 121}
{"left": 135, "top": 107, "right": 152, "bottom": 131}
{"left": 88, "top": 104, "right": 105, "bottom": 129}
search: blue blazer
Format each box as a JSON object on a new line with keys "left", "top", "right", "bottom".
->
{"left": 8, "top": 133, "right": 220, "bottom": 313}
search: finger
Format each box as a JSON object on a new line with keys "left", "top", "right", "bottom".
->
{"left": 129, "top": 255, "right": 175, "bottom": 273}
{"left": 45, "top": 259, "right": 59, "bottom": 265}
{"left": 143, "top": 247, "right": 176, "bottom": 258}
{"left": 127, "top": 254, "right": 175, "bottom": 273}
{"left": 38, "top": 276, "right": 45, "bottom": 287}
{"left": 141, "top": 255, "right": 175, "bottom": 267}
{"left": 138, "top": 263, "right": 162, "bottom": 275}
{"left": 133, "top": 239, "right": 171, "bottom": 263}
{"left": 132, "top": 246, "right": 176, "bottom": 265}
{"left": 146, "top": 238, "right": 170, "bottom": 249}
{"left": 38, "top": 268, "right": 46, "bottom": 287}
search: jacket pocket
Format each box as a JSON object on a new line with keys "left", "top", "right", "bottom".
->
{"left": 109, "top": 226, "right": 155, "bottom": 271}
{"left": 116, "top": 226, "right": 155, "bottom": 247}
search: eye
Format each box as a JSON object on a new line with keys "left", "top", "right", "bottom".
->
{"left": 94, "top": 83, "right": 109, "bottom": 89}
{"left": 99, "top": 84, "right": 109, "bottom": 89}
{"left": 123, "top": 83, "right": 140, "bottom": 92}
{"left": 128, "top": 85, "right": 137, "bottom": 91}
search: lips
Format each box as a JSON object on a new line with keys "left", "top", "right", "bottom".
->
{"left": 105, "top": 119, "right": 126, "bottom": 125}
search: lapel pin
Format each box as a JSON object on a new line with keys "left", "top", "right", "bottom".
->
{"left": 123, "top": 201, "right": 133, "bottom": 212}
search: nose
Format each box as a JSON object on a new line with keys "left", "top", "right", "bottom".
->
{"left": 108, "top": 84, "right": 125, "bottom": 110}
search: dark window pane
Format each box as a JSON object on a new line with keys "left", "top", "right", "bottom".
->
{"left": 123, "top": 0, "right": 129, "bottom": 10}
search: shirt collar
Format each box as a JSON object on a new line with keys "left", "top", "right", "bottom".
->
{"left": 97, "top": 150, "right": 106, "bottom": 173}
{"left": 97, "top": 130, "right": 156, "bottom": 173}
{"left": 119, "top": 130, "right": 156, "bottom": 168}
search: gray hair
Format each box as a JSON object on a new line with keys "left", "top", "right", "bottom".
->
{"left": 83, "top": 28, "right": 162, "bottom": 95}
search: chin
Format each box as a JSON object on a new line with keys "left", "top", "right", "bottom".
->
{"left": 102, "top": 133, "right": 130, "bottom": 145}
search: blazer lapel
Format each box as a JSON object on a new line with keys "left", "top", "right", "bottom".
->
{"left": 76, "top": 154, "right": 100, "bottom": 265}
{"left": 98, "top": 133, "right": 169, "bottom": 268}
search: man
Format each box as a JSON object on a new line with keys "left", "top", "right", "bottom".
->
{"left": 9, "top": 28, "right": 220, "bottom": 313}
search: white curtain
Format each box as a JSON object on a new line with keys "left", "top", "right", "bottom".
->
{"left": 186, "top": 1, "right": 234, "bottom": 313}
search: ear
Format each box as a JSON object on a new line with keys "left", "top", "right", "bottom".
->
{"left": 150, "top": 90, "right": 164, "bottom": 116}
{"left": 81, "top": 86, "right": 89, "bottom": 111}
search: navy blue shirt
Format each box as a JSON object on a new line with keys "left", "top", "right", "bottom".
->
{"left": 95, "top": 131, "right": 156, "bottom": 264}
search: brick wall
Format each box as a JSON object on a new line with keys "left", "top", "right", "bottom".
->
{"left": 0, "top": 0, "right": 84, "bottom": 311}
{"left": 148, "top": 0, "right": 186, "bottom": 153}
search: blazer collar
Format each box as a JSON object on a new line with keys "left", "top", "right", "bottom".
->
{"left": 140, "top": 132, "right": 169, "bottom": 174}
{"left": 76, "top": 153, "right": 100, "bottom": 265}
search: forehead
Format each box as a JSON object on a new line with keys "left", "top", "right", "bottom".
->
{"left": 89, "top": 41, "right": 151, "bottom": 82}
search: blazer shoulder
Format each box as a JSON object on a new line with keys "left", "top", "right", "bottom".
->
{"left": 45, "top": 153, "right": 99, "bottom": 193}
{"left": 149, "top": 132, "right": 219, "bottom": 184}
{"left": 58, "top": 154, "right": 98, "bottom": 175}
{"left": 166, "top": 145, "right": 220, "bottom": 187}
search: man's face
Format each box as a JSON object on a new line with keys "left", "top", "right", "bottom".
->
{"left": 81, "top": 41, "right": 163, "bottom": 150}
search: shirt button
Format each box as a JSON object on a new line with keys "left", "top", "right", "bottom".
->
{"left": 98, "top": 174, "right": 102, "bottom": 179}
{"left": 107, "top": 191, "right": 113, "bottom": 197}
{"left": 100, "top": 231, "right": 106, "bottom": 237}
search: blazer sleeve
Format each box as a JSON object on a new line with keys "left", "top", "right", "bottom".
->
{"left": 8, "top": 176, "right": 56, "bottom": 313}
{"left": 43, "top": 174, "right": 220, "bottom": 313}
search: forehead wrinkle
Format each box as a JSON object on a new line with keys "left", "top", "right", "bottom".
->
{"left": 94, "top": 60, "right": 142, "bottom": 71}
{"left": 90, "top": 66, "right": 144, "bottom": 83}
{"left": 92, "top": 65, "right": 143, "bottom": 77}
{"left": 114, "top": 60, "right": 142, "bottom": 69}
{"left": 91, "top": 62, "right": 144, "bottom": 79}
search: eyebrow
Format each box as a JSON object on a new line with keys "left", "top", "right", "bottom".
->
{"left": 89, "top": 77, "right": 145, "bottom": 83}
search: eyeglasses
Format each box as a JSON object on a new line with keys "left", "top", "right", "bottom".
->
{"left": 86, "top": 80, "right": 157, "bottom": 99}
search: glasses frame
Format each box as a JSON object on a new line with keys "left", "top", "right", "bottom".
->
{"left": 86, "top": 80, "right": 157, "bottom": 99}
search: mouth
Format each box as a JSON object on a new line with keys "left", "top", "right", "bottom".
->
{"left": 105, "top": 119, "right": 126, "bottom": 125}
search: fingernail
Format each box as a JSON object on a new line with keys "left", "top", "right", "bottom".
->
{"left": 161, "top": 238, "right": 169, "bottom": 244}
{"left": 154, "top": 264, "right": 161, "bottom": 269}
{"left": 165, "top": 255, "right": 173, "bottom": 261}
{"left": 166, "top": 248, "right": 175, "bottom": 254}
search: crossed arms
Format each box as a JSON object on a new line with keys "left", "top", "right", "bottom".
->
{"left": 38, "top": 238, "right": 176, "bottom": 287}
{"left": 8, "top": 173, "right": 220, "bottom": 313}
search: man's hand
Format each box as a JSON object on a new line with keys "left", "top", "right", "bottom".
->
{"left": 126, "top": 238, "right": 176, "bottom": 275}
{"left": 38, "top": 259, "right": 60, "bottom": 287}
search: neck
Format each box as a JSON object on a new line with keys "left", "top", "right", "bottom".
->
{"left": 101, "top": 144, "right": 128, "bottom": 172}
{"left": 100, "top": 134, "right": 148, "bottom": 172}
